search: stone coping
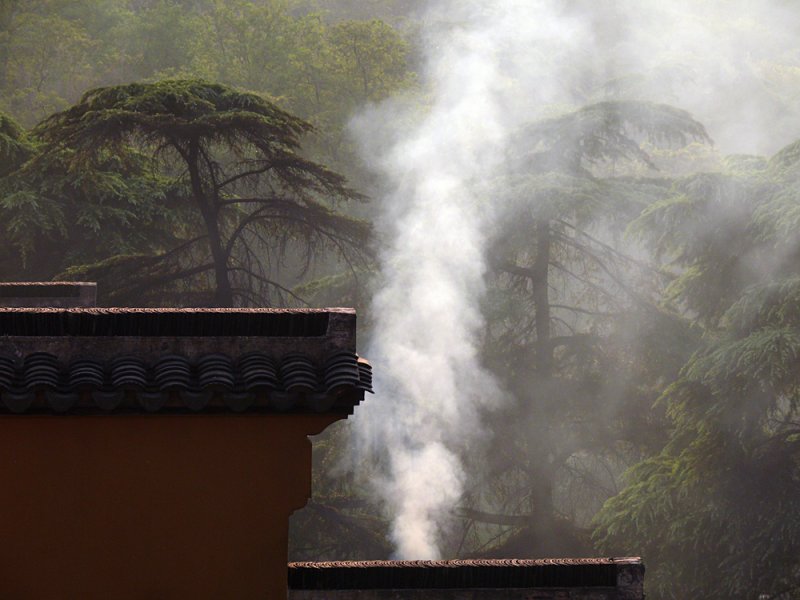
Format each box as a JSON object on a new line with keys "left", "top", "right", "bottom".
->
{"left": 288, "top": 558, "right": 642, "bottom": 590}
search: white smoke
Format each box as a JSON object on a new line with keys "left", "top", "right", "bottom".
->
{"left": 349, "top": 0, "right": 800, "bottom": 560}
{"left": 351, "top": 0, "right": 589, "bottom": 560}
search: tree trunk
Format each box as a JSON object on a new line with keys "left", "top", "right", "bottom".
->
{"left": 528, "top": 463, "right": 557, "bottom": 548}
{"left": 187, "top": 141, "right": 233, "bottom": 307}
{"left": 0, "top": 1, "right": 19, "bottom": 91}
{"left": 528, "top": 219, "right": 560, "bottom": 554}
{"left": 531, "top": 219, "right": 552, "bottom": 377}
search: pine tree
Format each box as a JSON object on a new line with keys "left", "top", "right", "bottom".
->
{"left": 594, "top": 141, "right": 800, "bottom": 599}
{"left": 460, "top": 101, "right": 710, "bottom": 558}
{"left": 33, "top": 79, "right": 369, "bottom": 306}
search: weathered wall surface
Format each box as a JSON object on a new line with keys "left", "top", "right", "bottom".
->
{"left": 0, "top": 414, "right": 338, "bottom": 600}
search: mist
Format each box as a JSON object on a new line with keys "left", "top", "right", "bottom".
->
{"left": 351, "top": 0, "right": 590, "bottom": 559}
{"left": 349, "top": 0, "right": 800, "bottom": 561}
{"left": 4, "top": 0, "right": 800, "bottom": 596}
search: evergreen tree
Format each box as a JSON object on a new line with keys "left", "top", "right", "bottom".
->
{"left": 33, "top": 79, "right": 369, "bottom": 306}
{"left": 0, "top": 111, "right": 31, "bottom": 176}
{"left": 459, "top": 101, "right": 709, "bottom": 558}
{"left": 594, "top": 142, "right": 800, "bottom": 599}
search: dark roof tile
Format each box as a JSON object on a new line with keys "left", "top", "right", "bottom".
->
{"left": 0, "top": 351, "right": 372, "bottom": 415}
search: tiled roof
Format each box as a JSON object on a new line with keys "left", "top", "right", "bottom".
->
{"left": 0, "top": 305, "right": 372, "bottom": 414}
{"left": 0, "top": 307, "right": 336, "bottom": 336}
{"left": 288, "top": 558, "right": 642, "bottom": 590}
{"left": 0, "top": 351, "right": 371, "bottom": 414}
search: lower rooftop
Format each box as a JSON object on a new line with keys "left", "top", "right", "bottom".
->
{"left": 288, "top": 558, "right": 645, "bottom": 599}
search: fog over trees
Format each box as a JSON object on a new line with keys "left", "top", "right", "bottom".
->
{"left": 3, "top": 1, "right": 800, "bottom": 598}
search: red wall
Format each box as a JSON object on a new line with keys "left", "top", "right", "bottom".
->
{"left": 0, "top": 413, "right": 338, "bottom": 599}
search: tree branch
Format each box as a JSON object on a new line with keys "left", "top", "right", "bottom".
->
{"left": 456, "top": 508, "right": 530, "bottom": 527}
{"left": 227, "top": 266, "right": 310, "bottom": 306}
{"left": 216, "top": 164, "right": 275, "bottom": 190}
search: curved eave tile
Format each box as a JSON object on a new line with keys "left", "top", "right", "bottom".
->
{"left": 0, "top": 351, "right": 373, "bottom": 414}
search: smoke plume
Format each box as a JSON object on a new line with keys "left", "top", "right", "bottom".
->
{"left": 351, "top": 0, "right": 588, "bottom": 559}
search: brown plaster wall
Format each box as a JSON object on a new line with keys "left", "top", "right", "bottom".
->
{"left": 0, "top": 414, "right": 338, "bottom": 599}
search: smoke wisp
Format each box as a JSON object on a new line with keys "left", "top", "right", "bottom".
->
{"left": 352, "top": 0, "right": 588, "bottom": 559}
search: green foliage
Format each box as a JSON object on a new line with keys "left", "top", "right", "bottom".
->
{"left": 33, "top": 79, "right": 370, "bottom": 306}
{"left": 462, "top": 101, "right": 709, "bottom": 558}
{"left": 299, "top": 0, "right": 424, "bottom": 22}
{"left": 0, "top": 6, "right": 99, "bottom": 124}
{"left": 327, "top": 19, "right": 414, "bottom": 104}
{"left": 0, "top": 111, "right": 32, "bottom": 175}
{"left": 725, "top": 277, "right": 800, "bottom": 335}
{"left": 0, "top": 188, "right": 66, "bottom": 267}
{"left": 35, "top": 79, "right": 314, "bottom": 164}
{"left": 0, "top": 0, "right": 416, "bottom": 163}
{"left": 629, "top": 166, "right": 775, "bottom": 325}
{"left": 595, "top": 137, "right": 800, "bottom": 599}
{"left": 0, "top": 137, "right": 172, "bottom": 280}
{"left": 515, "top": 101, "right": 711, "bottom": 176}
{"left": 122, "top": 1, "right": 210, "bottom": 80}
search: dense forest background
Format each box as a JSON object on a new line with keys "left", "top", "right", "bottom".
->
{"left": 3, "top": 1, "right": 800, "bottom": 598}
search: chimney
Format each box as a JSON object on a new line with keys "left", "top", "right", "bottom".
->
{"left": 0, "top": 283, "right": 372, "bottom": 600}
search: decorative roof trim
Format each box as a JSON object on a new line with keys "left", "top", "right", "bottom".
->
{"left": 0, "top": 352, "right": 372, "bottom": 415}
{"left": 0, "top": 307, "right": 355, "bottom": 337}
{"left": 288, "top": 558, "right": 642, "bottom": 590}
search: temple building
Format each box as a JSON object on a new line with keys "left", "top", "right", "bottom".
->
{"left": 0, "top": 282, "right": 371, "bottom": 599}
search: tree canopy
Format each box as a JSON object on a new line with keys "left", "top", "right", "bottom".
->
{"left": 452, "top": 101, "right": 710, "bottom": 558}
{"left": 32, "top": 79, "right": 369, "bottom": 306}
{"left": 0, "top": 111, "right": 32, "bottom": 176}
{"left": 594, "top": 140, "right": 800, "bottom": 599}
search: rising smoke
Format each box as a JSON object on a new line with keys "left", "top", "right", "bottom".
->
{"left": 351, "top": 0, "right": 800, "bottom": 559}
{"left": 351, "top": 0, "right": 589, "bottom": 559}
